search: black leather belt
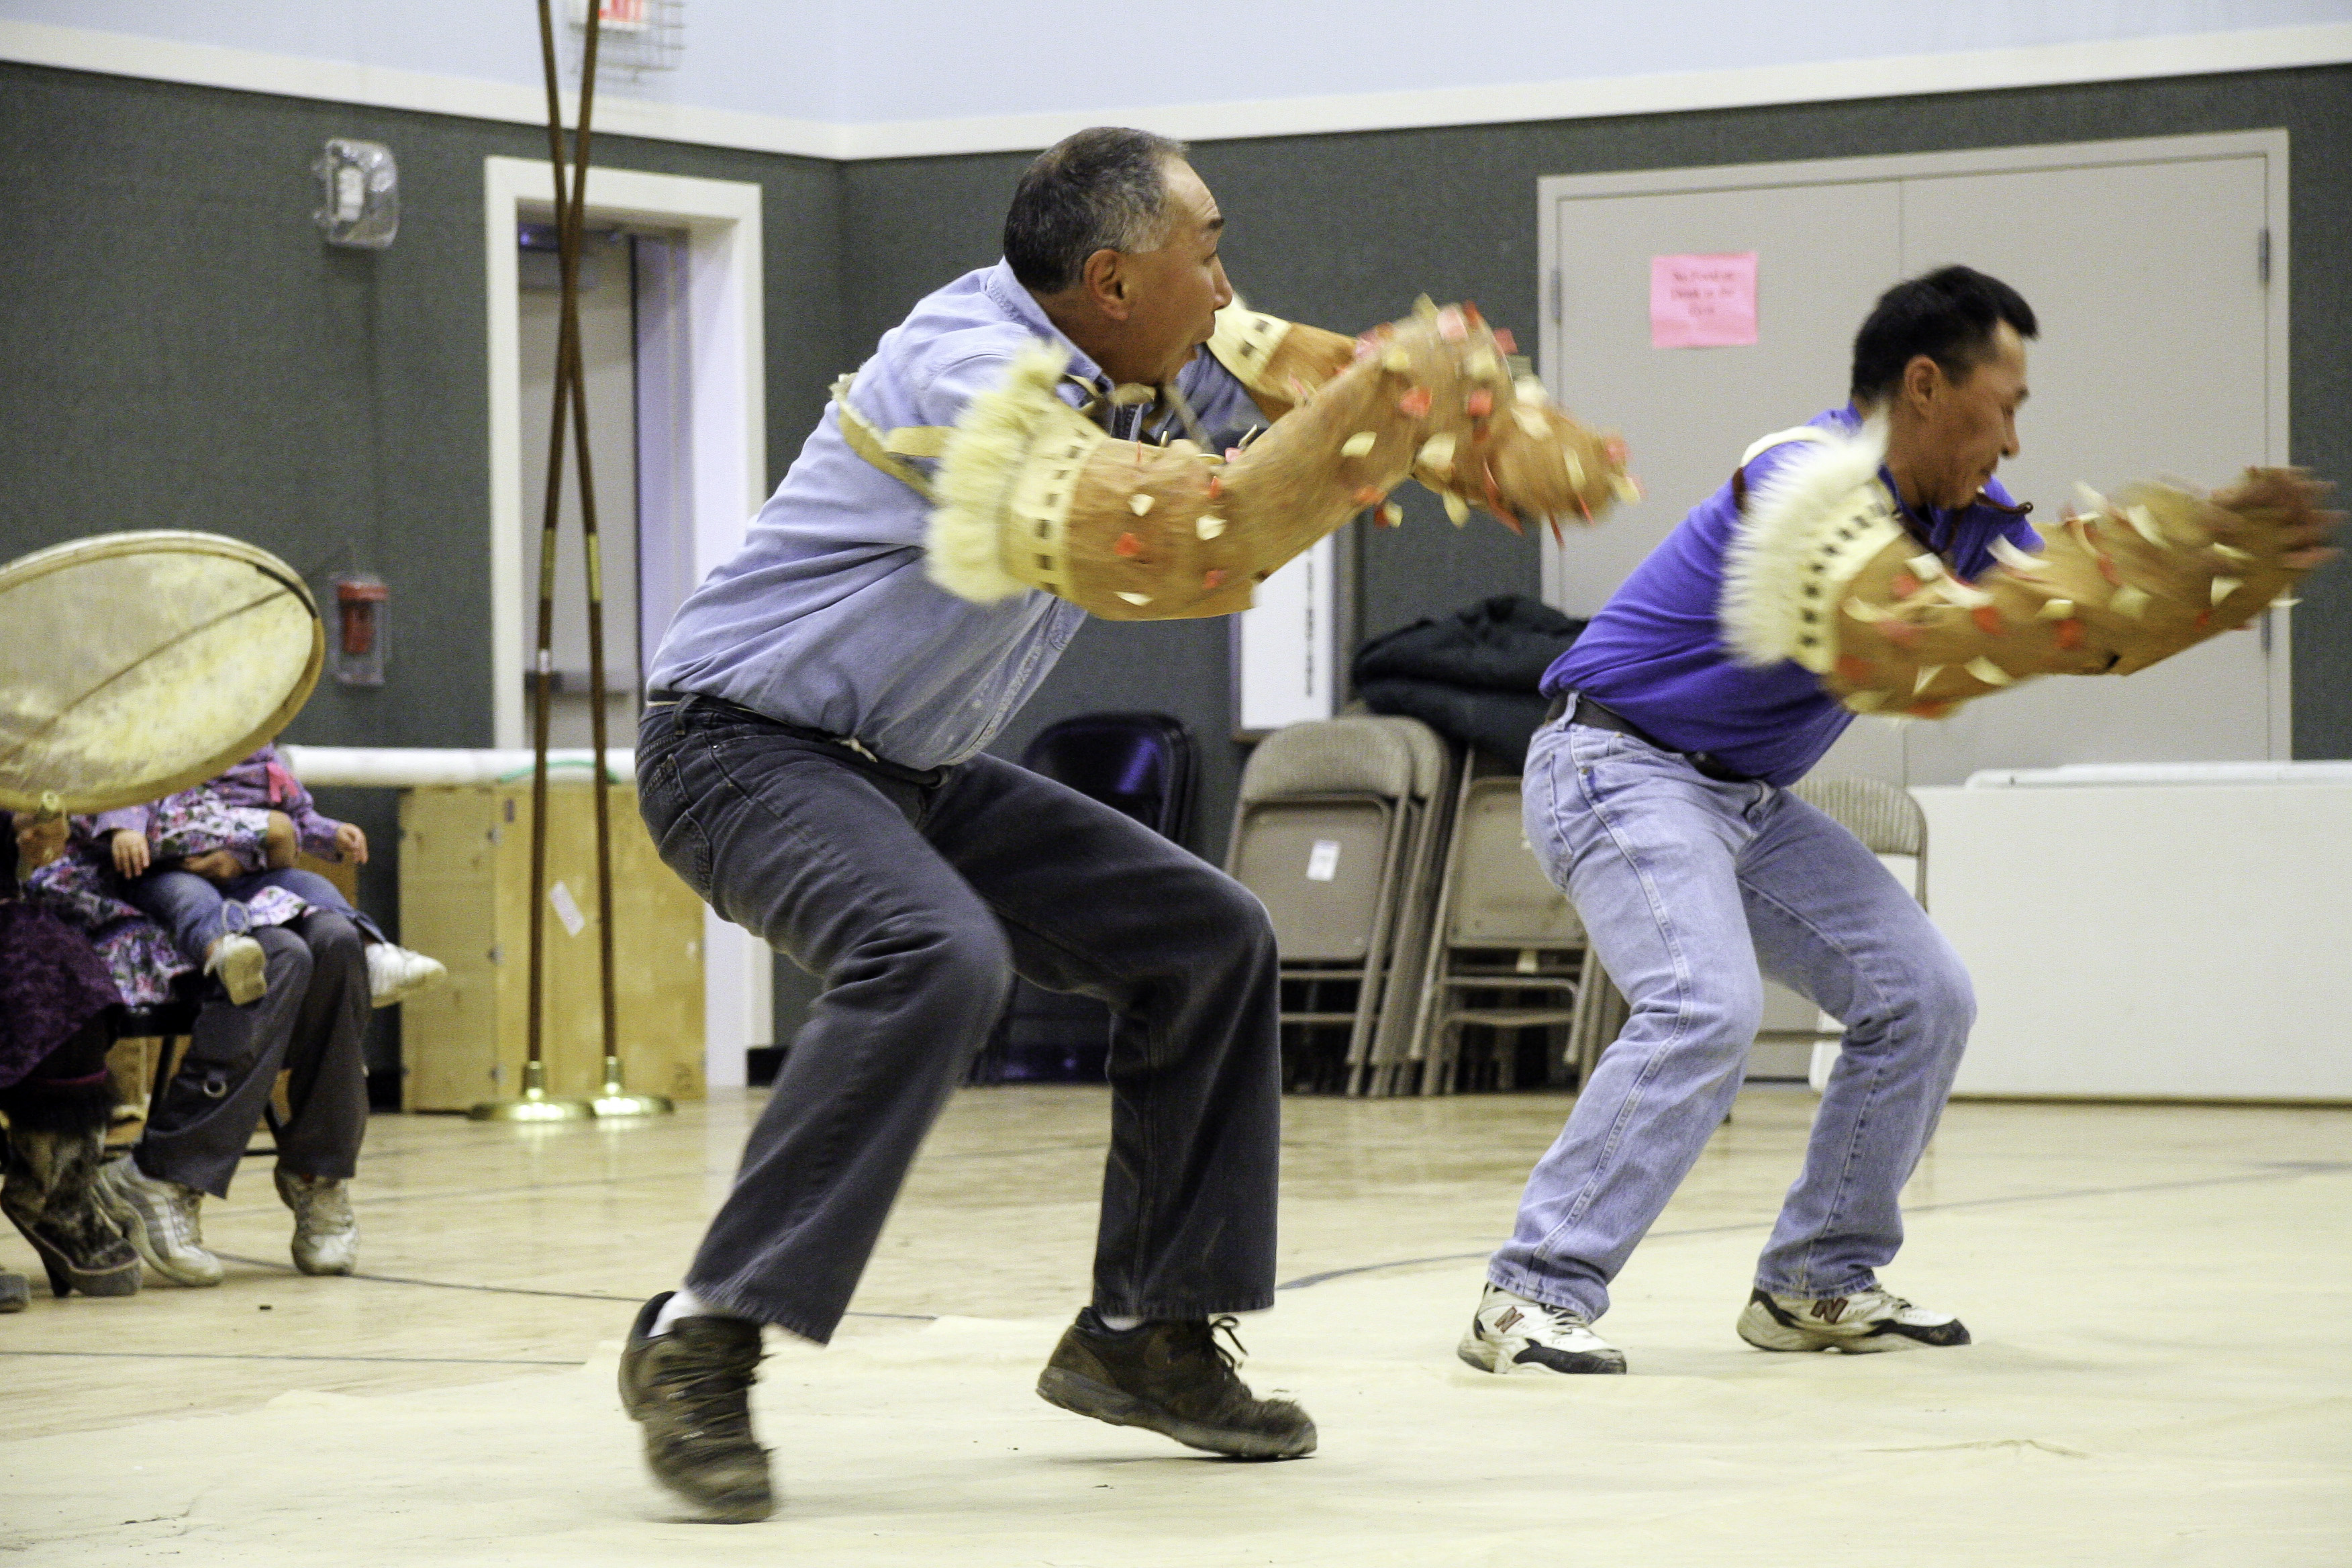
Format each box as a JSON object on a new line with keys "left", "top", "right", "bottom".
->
{"left": 1547, "top": 692, "right": 1757, "bottom": 785}
{"left": 645, "top": 689, "right": 947, "bottom": 789}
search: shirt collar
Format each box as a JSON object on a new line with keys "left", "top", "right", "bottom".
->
{"left": 982, "top": 259, "right": 1110, "bottom": 391}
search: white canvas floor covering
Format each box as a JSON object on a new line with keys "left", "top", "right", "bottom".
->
{"left": 2, "top": 1089, "right": 2345, "bottom": 1565}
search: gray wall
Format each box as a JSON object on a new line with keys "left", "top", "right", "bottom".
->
{"left": 6, "top": 59, "right": 2347, "bottom": 1059}
{"left": 0, "top": 61, "right": 847, "bottom": 1070}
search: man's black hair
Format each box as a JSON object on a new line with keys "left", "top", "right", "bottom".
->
{"left": 1850, "top": 265, "right": 2038, "bottom": 404}
{"left": 1003, "top": 127, "right": 1189, "bottom": 295}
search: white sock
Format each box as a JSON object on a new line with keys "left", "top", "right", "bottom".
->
{"left": 652, "top": 1287, "right": 724, "bottom": 1336}
{"left": 1096, "top": 1312, "right": 1143, "bottom": 1332}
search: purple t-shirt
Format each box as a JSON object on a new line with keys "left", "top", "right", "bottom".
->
{"left": 1542, "top": 406, "right": 2039, "bottom": 785}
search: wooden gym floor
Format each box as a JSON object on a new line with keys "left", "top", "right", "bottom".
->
{"left": 2, "top": 1086, "right": 2346, "bottom": 1565}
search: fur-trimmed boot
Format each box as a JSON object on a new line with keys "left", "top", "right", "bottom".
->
{"left": 1, "top": 1071, "right": 141, "bottom": 1299}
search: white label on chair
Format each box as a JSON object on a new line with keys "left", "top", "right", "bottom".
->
{"left": 1306, "top": 840, "right": 1342, "bottom": 881}
{"left": 548, "top": 879, "right": 587, "bottom": 936}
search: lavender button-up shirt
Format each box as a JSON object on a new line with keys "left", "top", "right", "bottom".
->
{"left": 646, "top": 260, "right": 1262, "bottom": 770}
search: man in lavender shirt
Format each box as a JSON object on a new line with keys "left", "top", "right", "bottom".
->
{"left": 620, "top": 129, "right": 1315, "bottom": 1521}
{"left": 1459, "top": 267, "right": 2040, "bottom": 1376}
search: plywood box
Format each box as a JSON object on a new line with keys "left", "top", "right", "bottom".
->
{"left": 397, "top": 783, "right": 705, "bottom": 1110}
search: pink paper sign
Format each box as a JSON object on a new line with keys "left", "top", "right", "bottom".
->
{"left": 1650, "top": 252, "right": 1758, "bottom": 348}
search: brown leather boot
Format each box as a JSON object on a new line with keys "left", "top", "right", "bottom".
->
{"left": 618, "top": 1293, "right": 773, "bottom": 1522}
{"left": 1037, "top": 1309, "right": 1316, "bottom": 1459}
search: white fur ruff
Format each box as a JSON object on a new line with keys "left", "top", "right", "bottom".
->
{"left": 1718, "top": 420, "right": 1894, "bottom": 669}
{"left": 922, "top": 344, "right": 1074, "bottom": 605}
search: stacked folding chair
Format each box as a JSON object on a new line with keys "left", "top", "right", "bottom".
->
{"left": 1225, "top": 716, "right": 1446, "bottom": 1093}
{"left": 1398, "top": 769, "right": 1589, "bottom": 1094}
{"left": 1776, "top": 777, "right": 1929, "bottom": 1092}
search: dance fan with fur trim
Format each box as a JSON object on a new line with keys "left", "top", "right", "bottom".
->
{"left": 924, "top": 300, "right": 1634, "bottom": 620}
{"left": 1720, "top": 421, "right": 2336, "bottom": 718}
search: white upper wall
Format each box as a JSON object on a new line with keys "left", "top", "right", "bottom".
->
{"left": 841, "top": 1, "right": 2352, "bottom": 121}
{"left": 4, "top": 1, "right": 2350, "bottom": 156}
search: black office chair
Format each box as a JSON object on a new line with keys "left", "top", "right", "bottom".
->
{"left": 970, "top": 714, "right": 1197, "bottom": 1085}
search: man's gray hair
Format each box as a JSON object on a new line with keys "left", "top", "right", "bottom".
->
{"left": 1003, "top": 127, "right": 1189, "bottom": 295}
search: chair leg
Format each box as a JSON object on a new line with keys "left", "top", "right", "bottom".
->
{"left": 142, "top": 1035, "right": 185, "bottom": 1132}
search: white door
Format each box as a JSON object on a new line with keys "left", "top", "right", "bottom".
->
{"left": 1894, "top": 153, "right": 2283, "bottom": 781}
{"left": 1540, "top": 134, "right": 2287, "bottom": 789}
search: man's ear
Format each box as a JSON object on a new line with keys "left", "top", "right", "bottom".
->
{"left": 1081, "top": 247, "right": 1130, "bottom": 321}
{"left": 1900, "top": 352, "right": 1943, "bottom": 411}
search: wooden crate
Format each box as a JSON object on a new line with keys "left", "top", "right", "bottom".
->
{"left": 397, "top": 783, "right": 705, "bottom": 1110}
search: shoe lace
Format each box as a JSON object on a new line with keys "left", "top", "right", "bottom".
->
{"left": 160, "top": 1183, "right": 203, "bottom": 1248}
{"left": 292, "top": 1181, "right": 353, "bottom": 1234}
{"left": 1528, "top": 1297, "right": 1589, "bottom": 1334}
{"left": 658, "top": 1334, "right": 763, "bottom": 1440}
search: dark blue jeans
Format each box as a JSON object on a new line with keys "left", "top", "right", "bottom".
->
{"left": 637, "top": 699, "right": 1283, "bottom": 1344}
{"left": 126, "top": 867, "right": 379, "bottom": 971}
{"left": 140, "top": 912, "right": 371, "bottom": 1198}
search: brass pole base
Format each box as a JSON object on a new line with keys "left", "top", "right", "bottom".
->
{"left": 469, "top": 1063, "right": 593, "bottom": 1121}
{"left": 591, "top": 1057, "right": 673, "bottom": 1118}
{"left": 590, "top": 1090, "right": 674, "bottom": 1118}
{"left": 589, "top": 1056, "right": 673, "bottom": 1118}
{"left": 468, "top": 1089, "right": 595, "bottom": 1122}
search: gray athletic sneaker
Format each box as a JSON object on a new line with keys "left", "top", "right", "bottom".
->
{"left": 1036, "top": 1309, "right": 1316, "bottom": 1459}
{"left": 619, "top": 1293, "right": 774, "bottom": 1522}
{"left": 275, "top": 1169, "right": 358, "bottom": 1275}
{"left": 1736, "top": 1286, "right": 1971, "bottom": 1353}
{"left": 95, "top": 1155, "right": 223, "bottom": 1287}
{"left": 1457, "top": 1282, "right": 1627, "bottom": 1375}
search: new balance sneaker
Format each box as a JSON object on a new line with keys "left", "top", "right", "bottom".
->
{"left": 95, "top": 1155, "right": 223, "bottom": 1287}
{"left": 1736, "top": 1286, "right": 1971, "bottom": 1353}
{"left": 1457, "top": 1282, "right": 1627, "bottom": 1375}
{"left": 275, "top": 1169, "right": 358, "bottom": 1275}
{"left": 1037, "top": 1309, "right": 1316, "bottom": 1459}
{"left": 205, "top": 932, "right": 268, "bottom": 1006}
{"left": 619, "top": 1293, "right": 773, "bottom": 1522}
{"left": 366, "top": 944, "right": 447, "bottom": 1010}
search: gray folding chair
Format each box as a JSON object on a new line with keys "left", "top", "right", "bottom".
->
{"left": 1412, "top": 775, "right": 1587, "bottom": 1094}
{"left": 1766, "top": 777, "right": 1930, "bottom": 1091}
{"left": 1226, "top": 719, "right": 1419, "bottom": 1092}
{"left": 1352, "top": 718, "right": 1455, "bottom": 1096}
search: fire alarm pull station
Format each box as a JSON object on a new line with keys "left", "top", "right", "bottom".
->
{"left": 333, "top": 573, "right": 389, "bottom": 687}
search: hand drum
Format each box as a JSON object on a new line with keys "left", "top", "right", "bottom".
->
{"left": 0, "top": 531, "right": 324, "bottom": 814}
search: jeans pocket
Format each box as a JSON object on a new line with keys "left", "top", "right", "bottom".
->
{"left": 640, "top": 754, "right": 714, "bottom": 896}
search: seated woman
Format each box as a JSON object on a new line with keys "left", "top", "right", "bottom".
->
{"left": 96, "top": 744, "right": 444, "bottom": 1009}
{"left": 26, "top": 816, "right": 375, "bottom": 1287}
{"left": 1, "top": 810, "right": 141, "bottom": 1306}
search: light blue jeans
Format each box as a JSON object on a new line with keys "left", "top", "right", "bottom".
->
{"left": 1489, "top": 718, "right": 1973, "bottom": 1321}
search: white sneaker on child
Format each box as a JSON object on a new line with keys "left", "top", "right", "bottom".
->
{"left": 204, "top": 933, "right": 268, "bottom": 1006}
{"left": 366, "top": 944, "right": 447, "bottom": 1008}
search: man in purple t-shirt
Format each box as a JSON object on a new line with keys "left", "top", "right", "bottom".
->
{"left": 1459, "top": 267, "right": 2039, "bottom": 1375}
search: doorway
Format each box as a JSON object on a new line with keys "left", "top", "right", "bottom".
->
{"left": 514, "top": 219, "right": 679, "bottom": 748}
{"left": 481, "top": 156, "right": 771, "bottom": 1087}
